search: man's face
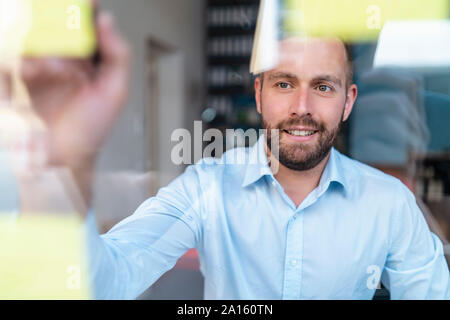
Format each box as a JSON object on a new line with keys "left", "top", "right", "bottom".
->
{"left": 255, "top": 38, "right": 357, "bottom": 171}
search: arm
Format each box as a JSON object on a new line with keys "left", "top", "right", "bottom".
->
{"left": 0, "top": 9, "right": 127, "bottom": 217}
{"left": 11, "top": 163, "right": 203, "bottom": 299}
{"left": 0, "top": 149, "right": 19, "bottom": 215}
{"left": 1, "top": 5, "right": 198, "bottom": 299}
{"left": 381, "top": 184, "right": 450, "bottom": 299}
{"left": 84, "top": 165, "right": 203, "bottom": 299}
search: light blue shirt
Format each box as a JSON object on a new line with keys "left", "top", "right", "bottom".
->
{"left": 0, "top": 148, "right": 19, "bottom": 217}
{"left": 86, "top": 135, "right": 450, "bottom": 299}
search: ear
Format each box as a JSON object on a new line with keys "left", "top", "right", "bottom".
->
{"left": 342, "top": 83, "right": 357, "bottom": 122}
{"left": 255, "top": 76, "right": 262, "bottom": 114}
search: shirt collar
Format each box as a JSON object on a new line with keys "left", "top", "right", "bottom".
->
{"left": 241, "top": 135, "right": 273, "bottom": 187}
{"left": 318, "top": 146, "right": 348, "bottom": 192}
{"left": 242, "top": 134, "right": 348, "bottom": 191}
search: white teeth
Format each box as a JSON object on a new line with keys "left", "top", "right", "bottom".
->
{"left": 287, "top": 130, "right": 315, "bottom": 137}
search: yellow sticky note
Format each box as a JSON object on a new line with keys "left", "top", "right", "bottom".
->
{"left": 283, "top": 0, "right": 449, "bottom": 42}
{"left": 0, "top": 0, "right": 96, "bottom": 57}
{"left": 0, "top": 214, "right": 91, "bottom": 299}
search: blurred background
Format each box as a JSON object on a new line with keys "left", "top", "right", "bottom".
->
{"left": 0, "top": 0, "right": 449, "bottom": 300}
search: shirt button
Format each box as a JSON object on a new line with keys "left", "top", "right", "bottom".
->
{"left": 290, "top": 259, "right": 298, "bottom": 266}
{"left": 271, "top": 180, "right": 277, "bottom": 187}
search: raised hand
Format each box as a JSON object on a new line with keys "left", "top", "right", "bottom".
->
{"left": 20, "top": 11, "right": 130, "bottom": 169}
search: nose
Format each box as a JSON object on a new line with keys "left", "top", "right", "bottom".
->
{"left": 288, "top": 84, "right": 312, "bottom": 117}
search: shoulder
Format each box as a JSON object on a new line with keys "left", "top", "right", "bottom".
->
{"left": 335, "top": 152, "right": 423, "bottom": 240}
{"left": 163, "top": 146, "right": 251, "bottom": 196}
{"left": 335, "top": 150, "right": 409, "bottom": 199}
{"left": 188, "top": 146, "right": 251, "bottom": 176}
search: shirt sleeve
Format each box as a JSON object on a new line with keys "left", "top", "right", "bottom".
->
{"left": 83, "top": 164, "right": 204, "bottom": 299}
{"left": 381, "top": 184, "right": 450, "bottom": 299}
{"left": 0, "top": 150, "right": 19, "bottom": 215}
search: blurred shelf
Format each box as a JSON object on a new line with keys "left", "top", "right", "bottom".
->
{"left": 205, "top": 0, "right": 260, "bottom": 131}
{"left": 208, "top": 85, "right": 253, "bottom": 95}
{"left": 208, "top": 0, "right": 260, "bottom": 6}
{"left": 208, "top": 56, "right": 251, "bottom": 65}
{"left": 208, "top": 26, "right": 256, "bottom": 36}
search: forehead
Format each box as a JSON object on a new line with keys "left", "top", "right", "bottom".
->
{"left": 267, "top": 37, "right": 347, "bottom": 80}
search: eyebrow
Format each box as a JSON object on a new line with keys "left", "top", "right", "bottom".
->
{"left": 311, "top": 75, "right": 342, "bottom": 87}
{"left": 267, "top": 72, "right": 342, "bottom": 88}
{"left": 267, "top": 72, "right": 298, "bottom": 82}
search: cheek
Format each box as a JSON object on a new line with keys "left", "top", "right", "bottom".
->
{"left": 261, "top": 91, "right": 291, "bottom": 117}
{"left": 310, "top": 96, "right": 346, "bottom": 127}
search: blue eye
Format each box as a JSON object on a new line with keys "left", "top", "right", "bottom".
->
{"left": 277, "top": 82, "right": 291, "bottom": 89}
{"left": 317, "top": 85, "right": 331, "bottom": 92}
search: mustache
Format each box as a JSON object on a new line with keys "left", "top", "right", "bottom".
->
{"left": 275, "top": 116, "right": 325, "bottom": 132}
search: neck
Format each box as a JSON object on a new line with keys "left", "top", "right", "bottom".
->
{"left": 267, "top": 145, "right": 332, "bottom": 207}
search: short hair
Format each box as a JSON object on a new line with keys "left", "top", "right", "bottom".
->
{"left": 343, "top": 42, "right": 354, "bottom": 89}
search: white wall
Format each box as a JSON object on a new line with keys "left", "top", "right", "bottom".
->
{"left": 97, "top": 0, "right": 204, "bottom": 172}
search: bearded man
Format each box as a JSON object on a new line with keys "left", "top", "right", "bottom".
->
{"left": 4, "top": 12, "right": 449, "bottom": 298}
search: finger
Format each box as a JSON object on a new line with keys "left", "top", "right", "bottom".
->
{"left": 0, "top": 55, "right": 17, "bottom": 76}
{"left": 94, "top": 11, "right": 130, "bottom": 105}
{"left": 91, "top": 0, "right": 99, "bottom": 12}
{"left": 0, "top": 72, "right": 12, "bottom": 101}
{"left": 89, "top": 0, "right": 98, "bottom": 8}
{"left": 96, "top": 12, "right": 130, "bottom": 72}
{"left": 20, "top": 58, "right": 93, "bottom": 85}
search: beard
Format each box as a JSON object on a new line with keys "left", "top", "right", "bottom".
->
{"left": 262, "top": 112, "right": 344, "bottom": 171}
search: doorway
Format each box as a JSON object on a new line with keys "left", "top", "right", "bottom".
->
{"left": 146, "top": 38, "right": 185, "bottom": 194}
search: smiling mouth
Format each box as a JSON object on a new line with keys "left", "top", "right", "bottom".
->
{"left": 283, "top": 129, "right": 319, "bottom": 137}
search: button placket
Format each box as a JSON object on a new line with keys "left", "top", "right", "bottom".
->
{"left": 282, "top": 213, "right": 304, "bottom": 300}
